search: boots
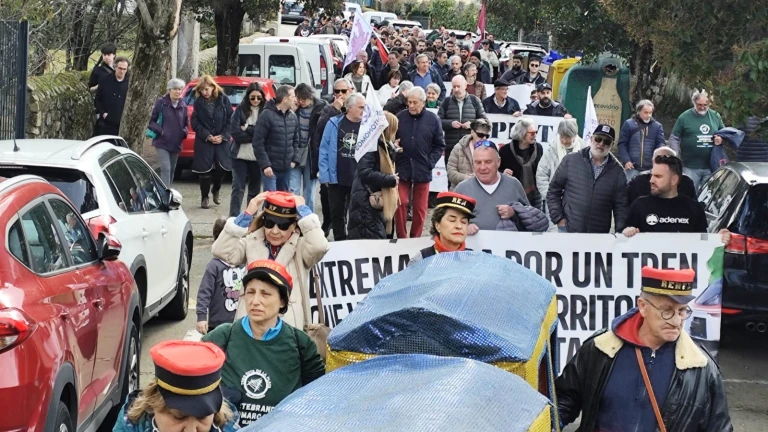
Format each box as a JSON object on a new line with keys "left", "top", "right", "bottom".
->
{"left": 201, "top": 196, "right": 210, "bottom": 209}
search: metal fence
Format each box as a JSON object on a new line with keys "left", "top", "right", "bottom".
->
{"left": 0, "top": 20, "right": 29, "bottom": 140}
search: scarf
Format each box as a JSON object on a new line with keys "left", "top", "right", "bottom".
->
{"left": 426, "top": 100, "right": 438, "bottom": 108}
{"left": 433, "top": 235, "right": 466, "bottom": 253}
{"left": 379, "top": 139, "right": 399, "bottom": 234}
{"left": 555, "top": 136, "right": 585, "bottom": 163}
{"left": 511, "top": 140, "right": 538, "bottom": 194}
{"left": 351, "top": 74, "right": 364, "bottom": 93}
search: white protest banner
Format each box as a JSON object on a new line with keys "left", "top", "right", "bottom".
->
{"left": 486, "top": 113, "right": 561, "bottom": 150}
{"left": 354, "top": 85, "right": 388, "bottom": 161}
{"left": 309, "top": 232, "right": 723, "bottom": 371}
{"left": 583, "top": 86, "right": 598, "bottom": 141}
{"left": 344, "top": 11, "right": 373, "bottom": 69}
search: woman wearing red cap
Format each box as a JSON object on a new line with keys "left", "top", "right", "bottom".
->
{"left": 408, "top": 191, "right": 476, "bottom": 266}
{"left": 113, "top": 340, "right": 239, "bottom": 432}
{"left": 203, "top": 260, "right": 325, "bottom": 428}
{"left": 212, "top": 191, "right": 328, "bottom": 331}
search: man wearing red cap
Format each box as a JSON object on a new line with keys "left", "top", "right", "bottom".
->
{"left": 556, "top": 266, "right": 732, "bottom": 432}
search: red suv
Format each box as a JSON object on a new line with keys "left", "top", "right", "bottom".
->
{"left": 177, "top": 76, "right": 277, "bottom": 175}
{"left": 0, "top": 175, "right": 142, "bottom": 432}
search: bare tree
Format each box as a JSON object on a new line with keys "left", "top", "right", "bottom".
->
{"left": 120, "top": 0, "right": 181, "bottom": 153}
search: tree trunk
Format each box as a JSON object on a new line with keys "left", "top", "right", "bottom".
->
{"left": 121, "top": 0, "right": 181, "bottom": 153}
{"left": 629, "top": 41, "right": 666, "bottom": 105}
{"left": 214, "top": 2, "right": 246, "bottom": 76}
{"left": 73, "top": 0, "right": 106, "bottom": 71}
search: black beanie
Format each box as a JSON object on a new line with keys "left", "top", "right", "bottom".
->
{"left": 471, "top": 50, "right": 482, "bottom": 61}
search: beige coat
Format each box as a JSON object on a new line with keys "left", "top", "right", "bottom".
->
{"left": 211, "top": 214, "right": 329, "bottom": 330}
{"left": 446, "top": 134, "right": 475, "bottom": 189}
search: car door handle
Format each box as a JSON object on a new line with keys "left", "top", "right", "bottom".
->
{"left": 161, "top": 228, "right": 168, "bottom": 236}
{"left": 142, "top": 229, "right": 149, "bottom": 240}
{"left": 92, "top": 299, "right": 104, "bottom": 309}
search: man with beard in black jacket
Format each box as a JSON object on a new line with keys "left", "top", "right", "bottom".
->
{"left": 523, "top": 83, "right": 570, "bottom": 117}
{"left": 626, "top": 146, "right": 697, "bottom": 205}
{"left": 313, "top": 78, "right": 353, "bottom": 236}
{"left": 556, "top": 266, "right": 732, "bottom": 432}
{"left": 93, "top": 56, "right": 130, "bottom": 136}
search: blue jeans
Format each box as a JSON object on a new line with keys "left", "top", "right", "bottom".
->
{"left": 289, "top": 164, "right": 317, "bottom": 212}
{"left": 683, "top": 167, "right": 713, "bottom": 193}
{"left": 262, "top": 170, "right": 290, "bottom": 192}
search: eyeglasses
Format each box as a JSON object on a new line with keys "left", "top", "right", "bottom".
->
{"left": 529, "top": 64, "right": 540, "bottom": 68}
{"left": 473, "top": 139, "right": 497, "bottom": 150}
{"left": 593, "top": 136, "right": 613, "bottom": 146}
{"left": 526, "top": 131, "right": 537, "bottom": 136}
{"left": 644, "top": 298, "right": 693, "bottom": 320}
{"left": 249, "top": 96, "right": 262, "bottom": 101}
{"left": 334, "top": 88, "right": 349, "bottom": 94}
{"left": 264, "top": 218, "right": 294, "bottom": 231}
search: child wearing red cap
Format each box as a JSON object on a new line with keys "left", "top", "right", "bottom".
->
{"left": 212, "top": 191, "right": 328, "bottom": 330}
{"left": 113, "top": 340, "right": 239, "bottom": 432}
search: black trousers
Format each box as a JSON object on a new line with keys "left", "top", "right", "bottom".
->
{"left": 230, "top": 159, "right": 262, "bottom": 216}
{"left": 328, "top": 184, "right": 351, "bottom": 241}
{"left": 320, "top": 183, "right": 332, "bottom": 230}
{"left": 199, "top": 164, "right": 225, "bottom": 200}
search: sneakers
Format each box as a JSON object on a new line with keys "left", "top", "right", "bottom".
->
{"left": 201, "top": 196, "right": 210, "bottom": 209}
{"left": 212, "top": 190, "right": 221, "bottom": 205}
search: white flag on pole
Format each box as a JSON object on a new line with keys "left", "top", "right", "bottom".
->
{"left": 344, "top": 10, "right": 374, "bottom": 69}
{"left": 583, "top": 86, "right": 599, "bottom": 142}
{"left": 355, "top": 86, "right": 389, "bottom": 162}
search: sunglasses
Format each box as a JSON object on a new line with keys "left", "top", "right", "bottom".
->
{"left": 474, "top": 131, "right": 489, "bottom": 139}
{"left": 526, "top": 131, "right": 537, "bottom": 136}
{"left": 249, "top": 95, "right": 262, "bottom": 101}
{"left": 593, "top": 136, "right": 613, "bottom": 146}
{"left": 264, "top": 218, "right": 294, "bottom": 231}
{"left": 334, "top": 88, "right": 349, "bottom": 94}
{"left": 473, "top": 139, "right": 497, "bottom": 150}
{"left": 530, "top": 64, "right": 540, "bottom": 68}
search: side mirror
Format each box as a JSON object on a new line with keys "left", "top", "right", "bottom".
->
{"left": 98, "top": 233, "right": 122, "bottom": 261}
{"left": 167, "top": 188, "right": 183, "bottom": 210}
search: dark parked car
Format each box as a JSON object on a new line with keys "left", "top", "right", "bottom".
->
{"left": 698, "top": 162, "right": 768, "bottom": 330}
{"left": 282, "top": 2, "right": 308, "bottom": 24}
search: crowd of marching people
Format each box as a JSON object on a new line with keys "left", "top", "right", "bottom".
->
{"left": 81, "top": 12, "right": 768, "bottom": 431}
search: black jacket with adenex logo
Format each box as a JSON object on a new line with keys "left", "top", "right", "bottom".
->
{"left": 625, "top": 195, "right": 708, "bottom": 233}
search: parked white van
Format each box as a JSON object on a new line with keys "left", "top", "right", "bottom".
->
{"left": 247, "top": 37, "right": 337, "bottom": 98}
{"left": 343, "top": 2, "right": 362, "bottom": 19}
{"left": 363, "top": 11, "right": 397, "bottom": 25}
{"left": 237, "top": 42, "right": 319, "bottom": 95}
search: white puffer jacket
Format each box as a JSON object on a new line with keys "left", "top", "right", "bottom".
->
{"left": 211, "top": 214, "right": 329, "bottom": 330}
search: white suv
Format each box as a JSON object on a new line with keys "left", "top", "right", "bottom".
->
{"left": 0, "top": 136, "right": 193, "bottom": 322}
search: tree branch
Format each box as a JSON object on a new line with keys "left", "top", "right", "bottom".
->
{"left": 134, "top": 0, "right": 157, "bottom": 35}
{"left": 169, "top": 0, "right": 182, "bottom": 39}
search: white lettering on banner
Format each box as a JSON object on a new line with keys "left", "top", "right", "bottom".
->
{"left": 310, "top": 232, "right": 722, "bottom": 371}
{"left": 485, "top": 113, "right": 560, "bottom": 148}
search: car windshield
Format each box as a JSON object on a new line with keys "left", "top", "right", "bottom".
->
{"left": 735, "top": 184, "right": 768, "bottom": 239}
{"left": 184, "top": 85, "right": 248, "bottom": 106}
{"left": 0, "top": 166, "right": 99, "bottom": 214}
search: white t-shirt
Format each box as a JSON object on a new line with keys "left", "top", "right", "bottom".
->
{"left": 479, "top": 175, "right": 501, "bottom": 194}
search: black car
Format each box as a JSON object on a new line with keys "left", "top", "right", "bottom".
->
{"left": 699, "top": 162, "right": 768, "bottom": 328}
{"left": 282, "top": 2, "right": 308, "bottom": 24}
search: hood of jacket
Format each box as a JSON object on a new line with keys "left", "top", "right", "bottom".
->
{"left": 593, "top": 308, "right": 708, "bottom": 370}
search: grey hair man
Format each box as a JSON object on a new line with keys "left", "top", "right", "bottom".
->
{"left": 438, "top": 74, "right": 487, "bottom": 176}
{"left": 383, "top": 80, "right": 414, "bottom": 115}
{"left": 393, "top": 84, "right": 445, "bottom": 238}
{"left": 318, "top": 91, "right": 367, "bottom": 240}
{"left": 618, "top": 98, "right": 667, "bottom": 181}
{"left": 407, "top": 54, "right": 446, "bottom": 100}
{"left": 455, "top": 143, "right": 548, "bottom": 233}
{"left": 537, "top": 118, "right": 587, "bottom": 222}
{"left": 668, "top": 89, "right": 726, "bottom": 190}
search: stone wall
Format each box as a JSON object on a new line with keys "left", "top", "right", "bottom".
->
{"left": 26, "top": 71, "right": 93, "bottom": 140}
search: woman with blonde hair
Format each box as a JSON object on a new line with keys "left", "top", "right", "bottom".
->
{"left": 191, "top": 75, "right": 232, "bottom": 209}
{"left": 347, "top": 111, "right": 400, "bottom": 239}
{"left": 113, "top": 340, "right": 239, "bottom": 432}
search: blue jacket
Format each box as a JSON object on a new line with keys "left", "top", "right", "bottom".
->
{"left": 408, "top": 68, "right": 447, "bottom": 102}
{"left": 618, "top": 116, "right": 666, "bottom": 170}
{"left": 395, "top": 109, "right": 445, "bottom": 183}
{"left": 112, "top": 390, "right": 240, "bottom": 432}
{"left": 318, "top": 114, "right": 343, "bottom": 184}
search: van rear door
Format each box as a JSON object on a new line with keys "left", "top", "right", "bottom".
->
{"left": 264, "top": 44, "right": 300, "bottom": 86}
{"left": 238, "top": 44, "right": 264, "bottom": 77}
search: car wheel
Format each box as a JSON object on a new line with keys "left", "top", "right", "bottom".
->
{"left": 161, "top": 243, "right": 189, "bottom": 320}
{"left": 54, "top": 401, "right": 73, "bottom": 432}
{"left": 100, "top": 321, "right": 139, "bottom": 428}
